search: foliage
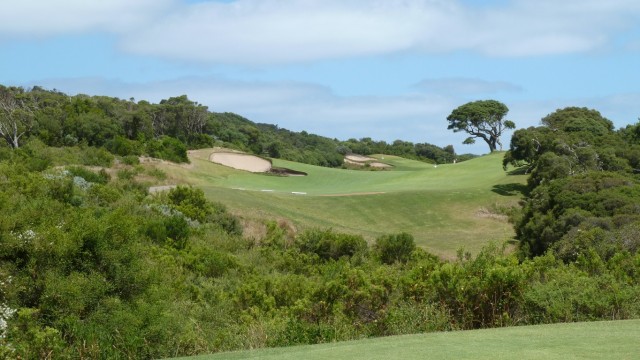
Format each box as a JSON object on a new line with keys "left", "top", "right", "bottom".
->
{"left": 374, "top": 232, "right": 416, "bottom": 264}
{"left": 504, "top": 107, "right": 640, "bottom": 259}
{"left": 296, "top": 228, "right": 368, "bottom": 261}
{"left": 0, "top": 86, "right": 639, "bottom": 358}
{"left": 147, "top": 135, "right": 189, "bottom": 163}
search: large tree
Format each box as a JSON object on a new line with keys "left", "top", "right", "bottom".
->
{"left": 446, "top": 100, "right": 515, "bottom": 152}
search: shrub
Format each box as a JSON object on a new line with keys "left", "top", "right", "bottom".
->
{"left": 105, "top": 136, "right": 142, "bottom": 156}
{"left": 147, "top": 136, "right": 188, "bottom": 163}
{"left": 374, "top": 232, "right": 416, "bottom": 264}
{"left": 81, "top": 146, "right": 114, "bottom": 167}
{"left": 297, "top": 229, "right": 367, "bottom": 261}
{"left": 121, "top": 155, "right": 140, "bottom": 166}
{"left": 66, "top": 166, "right": 110, "bottom": 184}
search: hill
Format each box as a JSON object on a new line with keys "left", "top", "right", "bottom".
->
{"left": 154, "top": 150, "right": 526, "bottom": 257}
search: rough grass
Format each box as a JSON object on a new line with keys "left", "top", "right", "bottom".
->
{"left": 154, "top": 150, "right": 527, "bottom": 258}
{"left": 173, "top": 320, "right": 640, "bottom": 360}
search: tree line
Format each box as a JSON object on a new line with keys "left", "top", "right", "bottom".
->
{"left": 0, "top": 85, "right": 463, "bottom": 168}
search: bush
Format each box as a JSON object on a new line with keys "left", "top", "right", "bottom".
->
{"left": 147, "top": 136, "right": 189, "bottom": 163}
{"left": 106, "top": 136, "right": 142, "bottom": 156}
{"left": 374, "top": 233, "right": 416, "bottom": 264}
{"left": 67, "top": 166, "right": 110, "bottom": 184}
{"left": 121, "top": 155, "right": 140, "bottom": 166}
{"left": 297, "top": 229, "right": 367, "bottom": 261}
{"left": 81, "top": 146, "right": 114, "bottom": 167}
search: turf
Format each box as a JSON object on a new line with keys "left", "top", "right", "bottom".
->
{"left": 154, "top": 150, "right": 527, "bottom": 257}
{"left": 172, "top": 319, "right": 640, "bottom": 360}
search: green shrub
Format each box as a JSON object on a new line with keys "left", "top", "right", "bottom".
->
{"left": 297, "top": 229, "right": 368, "bottom": 261}
{"left": 147, "top": 136, "right": 189, "bottom": 163}
{"left": 106, "top": 136, "right": 142, "bottom": 156}
{"left": 121, "top": 155, "right": 140, "bottom": 165}
{"left": 67, "top": 166, "right": 110, "bottom": 184}
{"left": 374, "top": 232, "right": 416, "bottom": 264}
{"left": 81, "top": 146, "right": 114, "bottom": 167}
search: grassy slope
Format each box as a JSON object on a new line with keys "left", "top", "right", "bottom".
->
{"left": 174, "top": 320, "right": 640, "bottom": 360}
{"left": 157, "top": 150, "right": 527, "bottom": 257}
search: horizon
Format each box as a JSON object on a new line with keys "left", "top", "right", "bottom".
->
{"left": 2, "top": 0, "right": 639, "bottom": 154}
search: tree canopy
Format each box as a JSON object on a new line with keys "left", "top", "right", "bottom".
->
{"left": 446, "top": 100, "right": 515, "bottom": 152}
{"left": 503, "top": 107, "right": 640, "bottom": 259}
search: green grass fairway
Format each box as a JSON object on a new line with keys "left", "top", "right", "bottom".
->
{"left": 156, "top": 150, "right": 527, "bottom": 257}
{"left": 172, "top": 320, "right": 640, "bottom": 360}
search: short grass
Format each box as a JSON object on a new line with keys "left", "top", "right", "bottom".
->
{"left": 155, "top": 150, "right": 527, "bottom": 258}
{"left": 172, "top": 319, "right": 640, "bottom": 360}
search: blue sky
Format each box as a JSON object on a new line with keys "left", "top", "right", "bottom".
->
{"left": 1, "top": 0, "right": 639, "bottom": 154}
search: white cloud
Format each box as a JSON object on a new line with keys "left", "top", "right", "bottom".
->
{"left": 0, "top": 0, "right": 175, "bottom": 37}
{"left": 121, "top": 0, "right": 427, "bottom": 63}
{"left": 120, "top": 0, "right": 640, "bottom": 64}
{"left": 1, "top": 0, "right": 639, "bottom": 63}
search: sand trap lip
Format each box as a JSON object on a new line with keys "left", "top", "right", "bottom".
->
{"left": 210, "top": 152, "right": 272, "bottom": 173}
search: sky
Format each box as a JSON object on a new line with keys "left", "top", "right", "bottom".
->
{"left": 1, "top": 0, "right": 639, "bottom": 154}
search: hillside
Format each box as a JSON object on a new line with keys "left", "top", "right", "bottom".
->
{"left": 154, "top": 150, "right": 526, "bottom": 257}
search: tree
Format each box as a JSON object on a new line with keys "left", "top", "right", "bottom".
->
{"left": 446, "top": 100, "right": 515, "bottom": 152}
{"left": 0, "top": 87, "right": 35, "bottom": 148}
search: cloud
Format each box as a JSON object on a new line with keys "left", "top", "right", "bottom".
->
{"left": 121, "top": 0, "right": 425, "bottom": 64}
{"left": 413, "top": 78, "right": 522, "bottom": 96}
{"left": 2, "top": 1, "right": 639, "bottom": 63}
{"left": 0, "top": 0, "right": 174, "bottom": 37}
{"left": 120, "top": 0, "right": 640, "bottom": 64}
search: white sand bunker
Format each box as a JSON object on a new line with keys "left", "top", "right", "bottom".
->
{"left": 210, "top": 152, "right": 272, "bottom": 173}
{"left": 344, "top": 154, "right": 392, "bottom": 169}
{"left": 345, "top": 154, "right": 376, "bottom": 162}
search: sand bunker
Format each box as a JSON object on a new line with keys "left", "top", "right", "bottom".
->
{"left": 344, "top": 154, "right": 392, "bottom": 169}
{"left": 345, "top": 154, "right": 376, "bottom": 162}
{"left": 210, "top": 152, "right": 272, "bottom": 173}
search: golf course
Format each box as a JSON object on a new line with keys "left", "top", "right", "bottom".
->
{"left": 153, "top": 149, "right": 526, "bottom": 257}
{"left": 2, "top": 87, "right": 638, "bottom": 359}
{"left": 175, "top": 320, "right": 640, "bottom": 360}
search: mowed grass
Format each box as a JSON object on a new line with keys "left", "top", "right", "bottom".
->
{"left": 156, "top": 149, "right": 527, "bottom": 257}
{"left": 173, "top": 320, "right": 640, "bottom": 360}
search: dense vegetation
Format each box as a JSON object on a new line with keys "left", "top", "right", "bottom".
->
{"left": 0, "top": 85, "right": 463, "bottom": 168}
{"left": 0, "top": 86, "right": 638, "bottom": 359}
{"left": 503, "top": 107, "right": 640, "bottom": 259}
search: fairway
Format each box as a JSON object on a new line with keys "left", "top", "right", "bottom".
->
{"left": 155, "top": 149, "right": 527, "bottom": 257}
{"left": 172, "top": 320, "right": 640, "bottom": 360}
